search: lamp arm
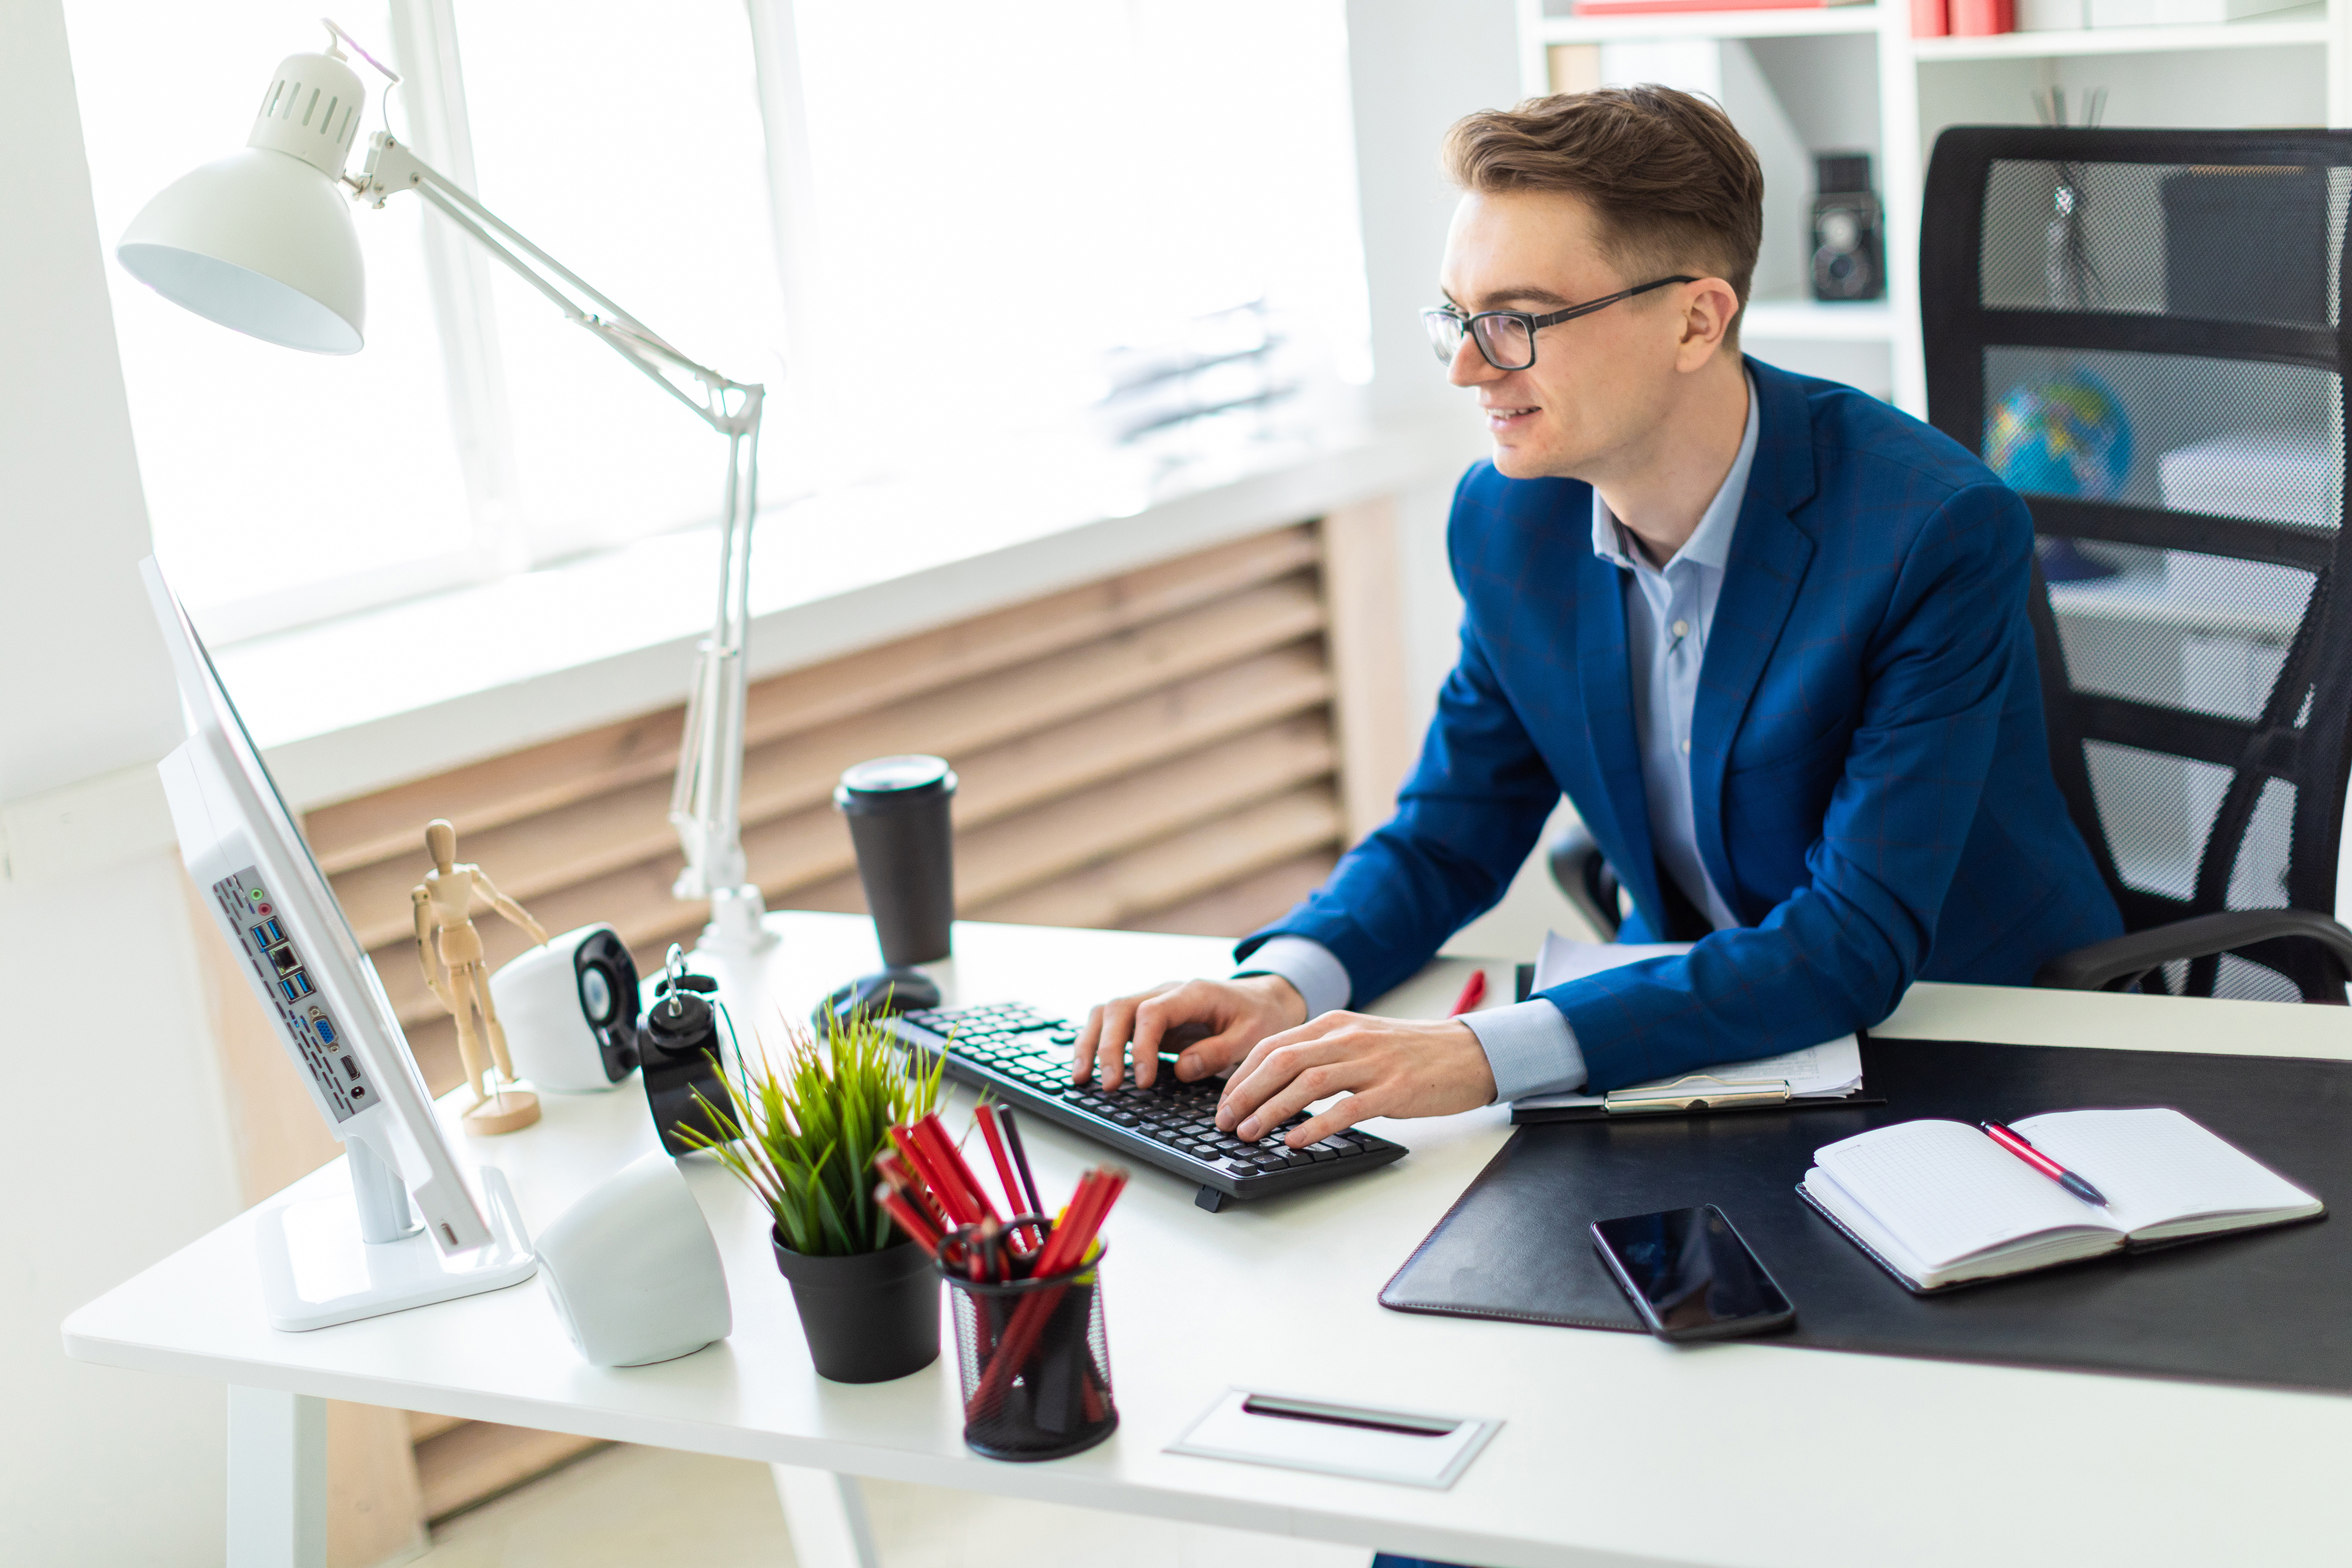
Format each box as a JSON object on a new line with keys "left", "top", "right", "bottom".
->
{"left": 352, "top": 135, "right": 760, "bottom": 437}
{"left": 352, "top": 132, "right": 769, "bottom": 949}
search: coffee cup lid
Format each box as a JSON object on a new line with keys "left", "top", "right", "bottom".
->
{"left": 834, "top": 754, "right": 956, "bottom": 813}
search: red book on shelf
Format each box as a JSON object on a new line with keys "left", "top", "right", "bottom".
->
{"left": 1912, "top": 0, "right": 1950, "bottom": 34}
{"left": 1948, "top": 0, "right": 2012, "bottom": 31}
{"left": 1574, "top": 0, "right": 1860, "bottom": 13}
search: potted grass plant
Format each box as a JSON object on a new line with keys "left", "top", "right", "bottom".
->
{"left": 680, "top": 1011, "right": 945, "bottom": 1383}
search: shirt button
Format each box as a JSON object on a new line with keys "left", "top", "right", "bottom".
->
{"left": 1672, "top": 619, "right": 1689, "bottom": 638}
{"left": 1681, "top": 738, "right": 1692, "bottom": 754}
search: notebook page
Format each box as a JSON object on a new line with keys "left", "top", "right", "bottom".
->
{"left": 2013, "top": 1108, "right": 2322, "bottom": 1238}
{"left": 1815, "top": 1120, "right": 2115, "bottom": 1268}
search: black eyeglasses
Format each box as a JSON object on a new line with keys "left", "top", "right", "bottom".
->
{"left": 1421, "top": 276, "right": 1698, "bottom": 371}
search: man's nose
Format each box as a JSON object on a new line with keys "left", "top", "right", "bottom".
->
{"left": 1447, "top": 332, "right": 1498, "bottom": 389}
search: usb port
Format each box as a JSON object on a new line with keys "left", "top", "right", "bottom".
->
{"left": 250, "top": 919, "right": 284, "bottom": 948}
{"left": 279, "top": 971, "right": 313, "bottom": 1002}
{"left": 313, "top": 1016, "right": 336, "bottom": 1046}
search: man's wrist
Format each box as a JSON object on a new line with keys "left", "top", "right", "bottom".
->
{"left": 1234, "top": 971, "right": 1308, "bottom": 1028}
{"left": 1235, "top": 935, "right": 1351, "bottom": 1019}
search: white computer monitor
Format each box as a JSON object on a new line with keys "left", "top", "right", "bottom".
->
{"left": 141, "top": 558, "right": 533, "bottom": 1329}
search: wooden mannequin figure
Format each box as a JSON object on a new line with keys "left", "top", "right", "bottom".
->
{"left": 412, "top": 818, "right": 550, "bottom": 1134}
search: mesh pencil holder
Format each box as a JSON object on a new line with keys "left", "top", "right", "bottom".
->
{"left": 938, "top": 1241, "right": 1117, "bottom": 1462}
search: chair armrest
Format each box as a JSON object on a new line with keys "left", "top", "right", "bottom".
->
{"left": 2034, "top": 908, "right": 2352, "bottom": 1001}
{"left": 1548, "top": 821, "right": 1623, "bottom": 941}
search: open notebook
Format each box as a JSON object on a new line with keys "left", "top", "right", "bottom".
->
{"left": 1802, "top": 1109, "right": 2325, "bottom": 1292}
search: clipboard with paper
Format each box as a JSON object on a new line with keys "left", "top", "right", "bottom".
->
{"left": 1504, "top": 933, "right": 1882, "bottom": 1124}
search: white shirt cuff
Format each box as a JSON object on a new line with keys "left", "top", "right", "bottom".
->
{"left": 1235, "top": 935, "right": 1351, "bottom": 1018}
{"left": 1459, "top": 999, "right": 1588, "bottom": 1103}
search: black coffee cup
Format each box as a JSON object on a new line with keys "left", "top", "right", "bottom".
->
{"left": 834, "top": 755, "right": 957, "bottom": 967}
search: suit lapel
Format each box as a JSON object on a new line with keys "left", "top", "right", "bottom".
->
{"left": 1690, "top": 362, "right": 1820, "bottom": 920}
{"left": 1574, "top": 546, "right": 1665, "bottom": 922}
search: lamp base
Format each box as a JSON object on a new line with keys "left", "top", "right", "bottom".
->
{"left": 696, "top": 883, "right": 779, "bottom": 958}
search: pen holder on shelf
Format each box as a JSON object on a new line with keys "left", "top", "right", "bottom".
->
{"left": 940, "top": 1242, "right": 1118, "bottom": 1462}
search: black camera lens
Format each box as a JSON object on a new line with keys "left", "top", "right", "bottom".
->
{"left": 579, "top": 962, "right": 616, "bottom": 1025}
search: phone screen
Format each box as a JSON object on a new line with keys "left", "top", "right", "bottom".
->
{"left": 1591, "top": 1205, "right": 1793, "bottom": 1339}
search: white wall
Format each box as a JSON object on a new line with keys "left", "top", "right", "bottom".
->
{"left": 0, "top": 0, "right": 243, "bottom": 1560}
{"left": 1345, "top": 0, "right": 1588, "bottom": 960}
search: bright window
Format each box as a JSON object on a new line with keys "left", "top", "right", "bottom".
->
{"left": 68, "top": 0, "right": 478, "bottom": 641}
{"left": 70, "top": 1, "right": 1367, "bottom": 644}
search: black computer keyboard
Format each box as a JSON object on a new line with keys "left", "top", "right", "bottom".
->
{"left": 882, "top": 1001, "right": 1406, "bottom": 1211}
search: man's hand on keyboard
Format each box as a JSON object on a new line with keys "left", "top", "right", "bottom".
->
{"left": 1074, "top": 975, "right": 1306, "bottom": 1091}
{"left": 1215, "top": 1012, "right": 1496, "bottom": 1149}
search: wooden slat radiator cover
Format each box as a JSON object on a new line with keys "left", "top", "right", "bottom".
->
{"left": 305, "top": 522, "right": 1352, "bottom": 1098}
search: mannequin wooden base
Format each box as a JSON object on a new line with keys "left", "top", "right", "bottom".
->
{"left": 462, "top": 1090, "right": 542, "bottom": 1135}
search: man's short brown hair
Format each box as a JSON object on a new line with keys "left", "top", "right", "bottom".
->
{"left": 1442, "top": 86, "right": 1763, "bottom": 338}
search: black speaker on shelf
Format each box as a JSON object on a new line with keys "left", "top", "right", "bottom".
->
{"left": 1810, "top": 152, "right": 1885, "bottom": 303}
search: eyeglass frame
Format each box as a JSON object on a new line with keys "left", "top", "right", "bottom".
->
{"left": 1421, "top": 275, "right": 1699, "bottom": 371}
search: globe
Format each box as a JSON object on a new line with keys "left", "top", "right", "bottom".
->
{"left": 1985, "top": 373, "right": 2133, "bottom": 502}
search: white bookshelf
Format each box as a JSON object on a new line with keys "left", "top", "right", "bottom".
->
{"left": 1515, "top": 0, "right": 2352, "bottom": 413}
{"left": 1540, "top": 4, "right": 1883, "bottom": 43}
{"left": 1913, "top": 3, "right": 2330, "bottom": 58}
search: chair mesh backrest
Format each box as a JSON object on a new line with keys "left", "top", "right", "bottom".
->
{"left": 1922, "top": 127, "right": 2352, "bottom": 1001}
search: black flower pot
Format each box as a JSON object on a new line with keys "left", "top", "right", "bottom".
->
{"left": 771, "top": 1230, "right": 941, "bottom": 1383}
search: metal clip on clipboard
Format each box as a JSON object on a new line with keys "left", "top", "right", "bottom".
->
{"left": 1603, "top": 1074, "right": 1793, "bottom": 1114}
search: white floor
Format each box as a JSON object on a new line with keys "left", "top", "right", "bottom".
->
{"left": 413, "top": 1442, "right": 1378, "bottom": 1568}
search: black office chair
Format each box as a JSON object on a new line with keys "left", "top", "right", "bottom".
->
{"left": 1555, "top": 126, "right": 2352, "bottom": 1001}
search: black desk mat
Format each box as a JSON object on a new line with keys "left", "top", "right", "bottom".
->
{"left": 1381, "top": 1036, "right": 2352, "bottom": 1393}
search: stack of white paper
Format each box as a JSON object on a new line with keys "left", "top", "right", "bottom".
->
{"left": 1511, "top": 932, "right": 1865, "bottom": 1111}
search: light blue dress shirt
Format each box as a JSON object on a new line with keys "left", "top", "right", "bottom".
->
{"left": 1242, "top": 376, "right": 1761, "bottom": 1101}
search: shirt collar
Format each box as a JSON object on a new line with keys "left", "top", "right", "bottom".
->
{"left": 1591, "top": 370, "right": 1761, "bottom": 574}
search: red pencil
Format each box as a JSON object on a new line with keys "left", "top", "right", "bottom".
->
{"left": 1449, "top": 969, "right": 1488, "bottom": 1015}
{"left": 973, "top": 1105, "right": 1023, "bottom": 1214}
{"left": 917, "top": 1113, "right": 1002, "bottom": 1225}
{"left": 873, "top": 1186, "right": 944, "bottom": 1255}
{"left": 874, "top": 1149, "right": 950, "bottom": 1231}
{"left": 890, "top": 1125, "right": 977, "bottom": 1226}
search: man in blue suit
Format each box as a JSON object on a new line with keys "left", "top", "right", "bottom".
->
{"left": 1074, "top": 88, "right": 2118, "bottom": 1169}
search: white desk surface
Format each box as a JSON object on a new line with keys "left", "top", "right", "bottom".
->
{"left": 66, "top": 914, "right": 2352, "bottom": 1568}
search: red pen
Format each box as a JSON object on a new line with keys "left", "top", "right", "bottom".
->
{"left": 1981, "top": 1121, "right": 2109, "bottom": 1206}
{"left": 1448, "top": 969, "right": 1488, "bottom": 1016}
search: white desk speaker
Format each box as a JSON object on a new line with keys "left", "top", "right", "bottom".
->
{"left": 536, "top": 1154, "right": 732, "bottom": 1367}
{"left": 490, "top": 925, "right": 642, "bottom": 1092}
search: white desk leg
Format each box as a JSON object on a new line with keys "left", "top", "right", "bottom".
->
{"left": 770, "top": 1463, "right": 880, "bottom": 1568}
{"left": 227, "top": 1385, "right": 328, "bottom": 1568}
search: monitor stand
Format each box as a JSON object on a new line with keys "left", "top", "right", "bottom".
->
{"left": 256, "top": 1142, "right": 537, "bottom": 1332}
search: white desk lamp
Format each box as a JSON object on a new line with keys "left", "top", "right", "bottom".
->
{"left": 117, "top": 19, "right": 777, "bottom": 958}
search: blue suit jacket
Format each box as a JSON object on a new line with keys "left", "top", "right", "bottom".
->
{"left": 1242, "top": 359, "right": 2121, "bottom": 1092}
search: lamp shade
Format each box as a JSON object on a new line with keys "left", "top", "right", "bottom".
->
{"left": 116, "top": 51, "right": 369, "bottom": 354}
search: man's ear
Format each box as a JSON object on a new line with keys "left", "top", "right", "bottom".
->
{"left": 1673, "top": 277, "right": 1742, "bottom": 372}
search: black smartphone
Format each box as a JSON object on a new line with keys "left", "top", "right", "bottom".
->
{"left": 1590, "top": 1205, "right": 1795, "bottom": 1341}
